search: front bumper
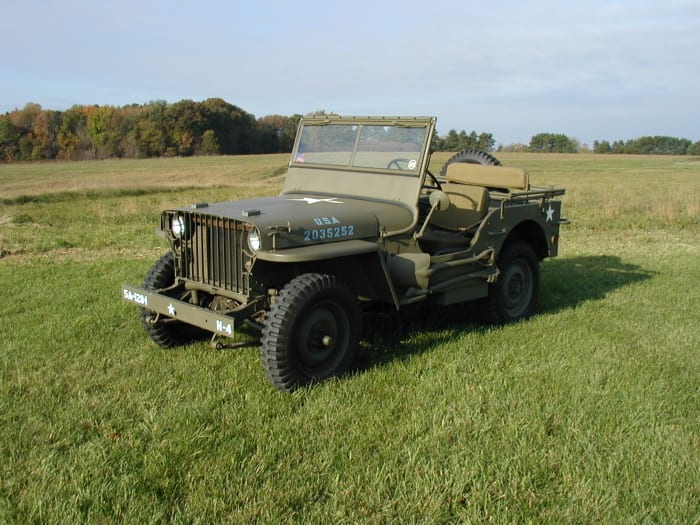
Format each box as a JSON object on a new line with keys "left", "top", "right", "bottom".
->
{"left": 122, "top": 284, "right": 235, "bottom": 338}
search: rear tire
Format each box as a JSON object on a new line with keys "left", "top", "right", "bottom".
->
{"left": 260, "top": 273, "right": 361, "bottom": 392}
{"left": 140, "top": 252, "right": 206, "bottom": 347}
{"left": 483, "top": 241, "right": 540, "bottom": 324}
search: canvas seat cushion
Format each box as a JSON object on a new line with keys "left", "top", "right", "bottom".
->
{"left": 431, "top": 183, "right": 489, "bottom": 231}
{"left": 445, "top": 163, "right": 529, "bottom": 190}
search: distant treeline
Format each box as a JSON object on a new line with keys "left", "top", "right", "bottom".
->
{"left": 432, "top": 129, "right": 496, "bottom": 153}
{"left": 501, "top": 133, "right": 700, "bottom": 155}
{"left": 2, "top": 100, "right": 699, "bottom": 161}
{"left": 592, "top": 136, "right": 700, "bottom": 155}
{"left": 0, "top": 100, "right": 301, "bottom": 161}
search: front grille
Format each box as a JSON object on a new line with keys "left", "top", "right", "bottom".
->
{"left": 165, "top": 211, "right": 252, "bottom": 295}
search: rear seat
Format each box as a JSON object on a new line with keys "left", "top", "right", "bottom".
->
{"left": 421, "top": 163, "right": 529, "bottom": 254}
{"left": 431, "top": 163, "right": 529, "bottom": 231}
{"left": 444, "top": 163, "right": 529, "bottom": 191}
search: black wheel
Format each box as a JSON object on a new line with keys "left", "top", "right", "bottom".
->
{"left": 483, "top": 241, "right": 540, "bottom": 324}
{"left": 439, "top": 149, "right": 501, "bottom": 177}
{"left": 140, "top": 252, "right": 206, "bottom": 347}
{"left": 260, "top": 273, "right": 361, "bottom": 391}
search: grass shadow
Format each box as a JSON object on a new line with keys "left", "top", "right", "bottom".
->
{"left": 358, "top": 255, "right": 654, "bottom": 367}
{"left": 539, "top": 255, "right": 654, "bottom": 314}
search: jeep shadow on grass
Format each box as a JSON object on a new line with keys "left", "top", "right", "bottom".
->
{"left": 358, "top": 254, "right": 654, "bottom": 368}
{"left": 539, "top": 255, "right": 654, "bottom": 314}
{"left": 123, "top": 116, "right": 567, "bottom": 391}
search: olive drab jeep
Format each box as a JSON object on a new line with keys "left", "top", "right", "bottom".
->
{"left": 122, "top": 116, "right": 567, "bottom": 391}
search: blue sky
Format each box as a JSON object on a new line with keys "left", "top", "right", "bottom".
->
{"left": 2, "top": 0, "right": 699, "bottom": 146}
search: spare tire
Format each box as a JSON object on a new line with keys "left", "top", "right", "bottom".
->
{"left": 439, "top": 149, "right": 501, "bottom": 178}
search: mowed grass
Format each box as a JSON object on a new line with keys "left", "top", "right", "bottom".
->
{"left": 1, "top": 153, "right": 699, "bottom": 523}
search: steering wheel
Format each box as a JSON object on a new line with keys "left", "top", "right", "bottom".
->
{"left": 387, "top": 158, "right": 411, "bottom": 170}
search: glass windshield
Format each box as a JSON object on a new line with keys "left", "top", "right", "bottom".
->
{"left": 295, "top": 122, "right": 428, "bottom": 172}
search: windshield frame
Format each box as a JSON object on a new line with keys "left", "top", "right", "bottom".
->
{"left": 284, "top": 116, "right": 436, "bottom": 213}
{"left": 290, "top": 116, "right": 435, "bottom": 176}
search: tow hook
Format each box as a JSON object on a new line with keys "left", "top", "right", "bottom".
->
{"left": 210, "top": 334, "right": 260, "bottom": 350}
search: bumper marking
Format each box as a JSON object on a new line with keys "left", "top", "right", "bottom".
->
{"left": 121, "top": 284, "right": 236, "bottom": 338}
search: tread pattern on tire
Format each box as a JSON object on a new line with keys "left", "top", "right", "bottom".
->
{"left": 439, "top": 149, "right": 502, "bottom": 178}
{"left": 140, "top": 252, "right": 202, "bottom": 347}
{"left": 482, "top": 240, "right": 540, "bottom": 325}
{"left": 260, "top": 273, "right": 360, "bottom": 392}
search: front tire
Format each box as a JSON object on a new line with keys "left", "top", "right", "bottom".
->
{"left": 140, "top": 252, "right": 206, "bottom": 347}
{"left": 260, "top": 273, "right": 361, "bottom": 392}
{"left": 483, "top": 241, "right": 540, "bottom": 324}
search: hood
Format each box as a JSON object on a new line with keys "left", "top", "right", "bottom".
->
{"left": 173, "top": 193, "right": 414, "bottom": 250}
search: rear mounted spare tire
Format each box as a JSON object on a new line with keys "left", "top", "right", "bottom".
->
{"left": 439, "top": 149, "right": 502, "bottom": 178}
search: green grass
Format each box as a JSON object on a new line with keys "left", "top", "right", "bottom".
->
{"left": 1, "top": 154, "right": 699, "bottom": 523}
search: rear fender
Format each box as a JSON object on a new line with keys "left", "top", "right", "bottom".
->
{"left": 505, "top": 220, "right": 551, "bottom": 259}
{"left": 475, "top": 208, "right": 552, "bottom": 260}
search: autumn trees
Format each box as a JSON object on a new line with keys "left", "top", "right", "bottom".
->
{"left": 0, "top": 100, "right": 300, "bottom": 161}
{"left": 2, "top": 100, "right": 699, "bottom": 160}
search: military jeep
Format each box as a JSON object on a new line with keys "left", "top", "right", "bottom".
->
{"left": 122, "top": 115, "right": 566, "bottom": 391}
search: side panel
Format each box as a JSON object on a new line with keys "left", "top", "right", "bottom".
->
{"left": 325, "top": 251, "right": 399, "bottom": 308}
{"left": 429, "top": 278, "right": 488, "bottom": 305}
{"left": 472, "top": 200, "right": 561, "bottom": 259}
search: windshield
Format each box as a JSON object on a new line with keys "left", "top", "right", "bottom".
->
{"left": 294, "top": 121, "right": 429, "bottom": 173}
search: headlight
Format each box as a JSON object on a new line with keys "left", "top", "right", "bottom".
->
{"left": 247, "top": 229, "right": 261, "bottom": 252}
{"left": 170, "top": 215, "right": 185, "bottom": 238}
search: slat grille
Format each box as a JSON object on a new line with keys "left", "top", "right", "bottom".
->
{"left": 166, "top": 211, "right": 251, "bottom": 294}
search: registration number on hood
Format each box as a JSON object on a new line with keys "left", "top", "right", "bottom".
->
{"left": 304, "top": 224, "right": 355, "bottom": 242}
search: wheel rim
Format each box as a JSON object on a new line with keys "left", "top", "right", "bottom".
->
{"left": 501, "top": 258, "right": 533, "bottom": 318}
{"left": 295, "top": 299, "right": 350, "bottom": 375}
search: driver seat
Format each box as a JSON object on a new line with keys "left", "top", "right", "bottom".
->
{"left": 418, "top": 182, "right": 489, "bottom": 254}
{"left": 430, "top": 182, "right": 489, "bottom": 231}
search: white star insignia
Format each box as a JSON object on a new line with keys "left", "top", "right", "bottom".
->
{"left": 545, "top": 204, "right": 555, "bottom": 222}
{"left": 289, "top": 197, "right": 344, "bottom": 205}
{"left": 167, "top": 303, "right": 176, "bottom": 316}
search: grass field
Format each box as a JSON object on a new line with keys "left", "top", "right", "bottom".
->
{"left": 1, "top": 153, "right": 699, "bottom": 523}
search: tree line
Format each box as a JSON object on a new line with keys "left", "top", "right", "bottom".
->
{"left": 593, "top": 136, "right": 700, "bottom": 155}
{"left": 505, "top": 133, "right": 700, "bottom": 155}
{"left": 1, "top": 100, "right": 698, "bottom": 161}
{"left": 432, "top": 129, "right": 496, "bottom": 152}
{"left": 0, "top": 100, "right": 496, "bottom": 161}
{"left": 0, "top": 100, "right": 301, "bottom": 161}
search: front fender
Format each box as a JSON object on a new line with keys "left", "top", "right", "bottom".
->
{"left": 255, "top": 240, "right": 400, "bottom": 309}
